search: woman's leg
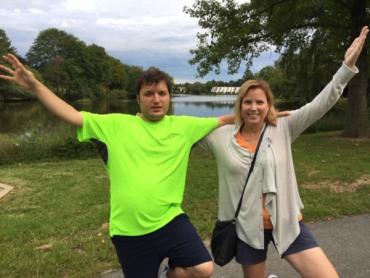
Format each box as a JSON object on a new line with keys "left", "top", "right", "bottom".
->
{"left": 236, "top": 230, "right": 274, "bottom": 278}
{"left": 284, "top": 247, "right": 338, "bottom": 278}
{"left": 282, "top": 222, "right": 338, "bottom": 278}
{"left": 242, "top": 261, "right": 267, "bottom": 278}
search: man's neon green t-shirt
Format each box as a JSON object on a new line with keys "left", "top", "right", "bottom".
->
{"left": 77, "top": 112, "right": 218, "bottom": 236}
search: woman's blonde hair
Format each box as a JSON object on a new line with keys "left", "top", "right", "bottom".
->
{"left": 235, "top": 79, "right": 278, "bottom": 126}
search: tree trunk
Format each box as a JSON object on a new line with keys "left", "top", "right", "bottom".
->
{"left": 342, "top": 0, "right": 369, "bottom": 138}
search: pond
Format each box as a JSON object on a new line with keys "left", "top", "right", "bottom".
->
{"left": 0, "top": 94, "right": 343, "bottom": 136}
{"left": 0, "top": 95, "right": 236, "bottom": 134}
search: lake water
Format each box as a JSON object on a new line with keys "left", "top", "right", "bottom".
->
{"left": 0, "top": 94, "right": 344, "bottom": 136}
{"left": 0, "top": 95, "right": 237, "bottom": 134}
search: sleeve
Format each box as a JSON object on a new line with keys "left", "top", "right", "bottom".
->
{"left": 286, "top": 63, "right": 358, "bottom": 142}
{"left": 77, "top": 111, "right": 116, "bottom": 144}
{"left": 197, "top": 126, "right": 225, "bottom": 152}
{"left": 188, "top": 117, "right": 219, "bottom": 144}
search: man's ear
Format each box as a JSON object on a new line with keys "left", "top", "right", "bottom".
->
{"left": 136, "top": 94, "right": 140, "bottom": 104}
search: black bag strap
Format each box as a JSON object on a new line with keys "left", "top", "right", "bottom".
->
{"left": 234, "top": 124, "right": 267, "bottom": 219}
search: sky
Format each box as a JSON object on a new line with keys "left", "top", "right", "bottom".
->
{"left": 0, "top": 0, "right": 278, "bottom": 83}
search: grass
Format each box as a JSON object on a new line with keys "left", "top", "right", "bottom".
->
{"left": 0, "top": 131, "right": 369, "bottom": 277}
{"left": 0, "top": 159, "right": 116, "bottom": 278}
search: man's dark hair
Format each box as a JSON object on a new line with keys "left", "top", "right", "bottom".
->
{"left": 136, "top": 67, "right": 172, "bottom": 95}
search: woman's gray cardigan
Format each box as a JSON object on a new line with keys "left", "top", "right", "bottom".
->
{"left": 199, "top": 63, "right": 357, "bottom": 254}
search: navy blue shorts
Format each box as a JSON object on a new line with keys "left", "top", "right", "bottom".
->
{"left": 111, "top": 214, "right": 212, "bottom": 278}
{"left": 236, "top": 221, "right": 319, "bottom": 265}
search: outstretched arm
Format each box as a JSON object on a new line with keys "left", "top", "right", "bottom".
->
{"left": 287, "top": 26, "right": 368, "bottom": 141}
{"left": 0, "top": 54, "right": 83, "bottom": 127}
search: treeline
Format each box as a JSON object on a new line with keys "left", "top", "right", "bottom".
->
{"left": 177, "top": 62, "right": 322, "bottom": 107}
{"left": 0, "top": 28, "right": 173, "bottom": 101}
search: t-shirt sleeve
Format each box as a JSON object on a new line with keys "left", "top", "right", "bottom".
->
{"left": 77, "top": 111, "right": 116, "bottom": 144}
{"left": 187, "top": 117, "right": 219, "bottom": 144}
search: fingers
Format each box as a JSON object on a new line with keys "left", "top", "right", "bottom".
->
{"left": 2, "top": 53, "right": 24, "bottom": 70}
{"left": 7, "top": 53, "right": 23, "bottom": 68}
{"left": 0, "top": 64, "right": 15, "bottom": 76}
{"left": 0, "top": 74, "right": 13, "bottom": 81}
{"left": 357, "top": 26, "right": 368, "bottom": 46}
{"left": 360, "top": 26, "right": 369, "bottom": 37}
{"left": 350, "top": 26, "right": 368, "bottom": 53}
{"left": 277, "top": 110, "right": 290, "bottom": 118}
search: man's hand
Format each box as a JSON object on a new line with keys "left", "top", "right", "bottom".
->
{"left": 0, "top": 53, "right": 82, "bottom": 127}
{"left": 217, "top": 114, "right": 235, "bottom": 127}
{"left": 0, "top": 54, "right": 39, "bottom": 91}
{"left": 277, "top": 110, "right": 290, "bottom": 118}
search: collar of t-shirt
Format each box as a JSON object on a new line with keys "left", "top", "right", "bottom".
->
{"left": 235, "top": 131, "right": 256, "bottom": 153}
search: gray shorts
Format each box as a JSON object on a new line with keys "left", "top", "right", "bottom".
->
{"left": 236, "top": 221, "right": 319, "bottom": 265}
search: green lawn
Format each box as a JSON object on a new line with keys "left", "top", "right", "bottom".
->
{"left": 0, "top": 131, "right": 369, "bottom": 277}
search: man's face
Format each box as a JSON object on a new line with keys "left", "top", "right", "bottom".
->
{"left": 137, "top": 80, "right": 170, "bottom": 121}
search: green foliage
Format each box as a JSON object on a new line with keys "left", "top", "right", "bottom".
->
{"left": 0, "top": 29, "right": 38, "bottom": 100}
{"left": 184, "top": 0, "right": 360, "bottom": 77}
{"left": 25, "top": 28, "right": 170, "bottom": 101}
{"left": 123, "top": 64, "right": 144, "bottom": 95}
{"left": 185, "top": 0, "right": 370, "bottom": 137}
{"left": 0, "top": 29, "right": 16, "bottom": 56}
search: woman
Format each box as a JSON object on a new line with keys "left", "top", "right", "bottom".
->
{"left": 200, "top": 26, "right": 368, "bottom": 278}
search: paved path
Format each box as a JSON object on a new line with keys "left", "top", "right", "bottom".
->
{"left": 101, "top": 214, "right": 370, "bottom": 278}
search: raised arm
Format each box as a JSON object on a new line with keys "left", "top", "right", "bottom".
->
{"left": 0, "top": 54, "right": 83, "bottom": 127}
{"left": 286, "top": 26, "right": 368, "bottom": 141}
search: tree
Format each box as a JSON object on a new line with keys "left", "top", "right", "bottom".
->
{"left": 27, "top": 28, "right": 86, "bottom": 69}
{"left": 123, "top": 65, "right": 144, "bottom": 96}
{"left": 26, "top": 28, "right": 87, "bottom": 97}
{"left": 185, "top": 0, "right": 370, "bottom": 137}
{"left": 0, "top": 29, "right": 26, "bottom": 100}
{"left": 0, "top": 29, "right": 16, "bottom": 56}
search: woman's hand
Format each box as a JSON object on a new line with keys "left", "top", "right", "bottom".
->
{"left": 0, "top": 53, "right": 39, "bottom": 91}
{"left": 344, "top": 26, "right": 369, "bottom": 70}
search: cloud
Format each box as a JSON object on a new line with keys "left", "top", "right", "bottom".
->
{"left": 0, "top": 0, "right": 277, "bottom": 82}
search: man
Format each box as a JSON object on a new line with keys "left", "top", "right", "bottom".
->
{"left": 0, "top": 55, "right": 233, "bottom": 278}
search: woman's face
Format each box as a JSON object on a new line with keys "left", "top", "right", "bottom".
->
{"left": 241, "top": 87, "right": 270, "bottom": 126}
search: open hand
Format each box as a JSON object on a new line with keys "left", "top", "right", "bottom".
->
{"left": 344, "top": 26, "right": 369, "bottom": 69}
{"left": 0, "top": 53, "right": 38, "bottom": 91}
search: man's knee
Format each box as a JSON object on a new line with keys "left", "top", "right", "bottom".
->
{"left": 187, "top": 261, "right": 213, "bottom": 278}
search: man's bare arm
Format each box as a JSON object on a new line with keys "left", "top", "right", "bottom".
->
{"left": 0, "top": 54, "right": 82, "bottom": 127}
{"left": 217, "top": 114, "right": 235, "bottom": 127}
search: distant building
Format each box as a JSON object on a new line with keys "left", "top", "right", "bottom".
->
{"left": 210, "top": 86, "right": 240, "bottom": 95}
{"left": 174, "top": 86, "right": 186, "bottom": 93}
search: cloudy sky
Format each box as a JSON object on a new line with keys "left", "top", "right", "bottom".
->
{"left": 0, "top": 0, "right": 278, "bottom": 83}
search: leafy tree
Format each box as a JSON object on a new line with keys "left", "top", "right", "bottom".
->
{"left": 0, "top": 29, "right": 16, "bottom": 56}
{"left": 124, "top": 65, "right": 144, "bottom": 96}
{"left": 105, "top": 57, "right": 128, "bottom": 90}
{"left": 26, "top": 28, "right": 87, "bottom": 97}
{"left": 0, "top": 29, "right": 32, "bottom": 101}
{"left": 185, "top": 0, "right": 370, "bottom": 137}
{"left": 26, "top": 29, "right": 132, "bottom": 99}
{"left": 27, "top": 28, "right": 86, "bottom": 68}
